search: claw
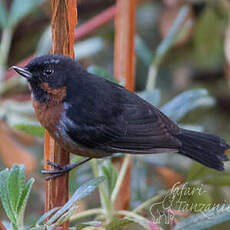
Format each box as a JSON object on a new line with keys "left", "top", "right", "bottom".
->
{"left": 46, "top": 173, "right": 64, "bottom": 180}
{"left": 46, "top": 160, "right": 63, "bottom": 169}
{"left": 41, "top": 169, "right": 65, "bottom": 174}
{"left": 41, "top": 157, "right": 91, "bottom": 180}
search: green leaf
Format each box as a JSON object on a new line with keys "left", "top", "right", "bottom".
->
{"left": 8, "top": 0, "right": 45, "bottom": 27}
{"left": 138, "top": 89, "right": 161, "bottom": 107}
{"left": 0, "top": 0, "right": 7, "bottom": 29}
{"left": 50, "top": 206, "right": 76, "bottom": 227}
{"left": 187, "top": 161, "right": 230, "bottom": 186}
{"left": 161, "top": 89, "right": 215, "bottom": 122}
{"left": 187, "top": 162, "right": 212, "bottom": 182}
{"left": 14, "top": 124, "right": 45, "bottom": 137}
{"left": 106, "top": 219, "right": 135, "bottom": 230}
{"left": 101, "top": 161, "right": 118, "bottom": 197}
{"left": 153, "top": 5, "right": 190, "bottom": 67}
{"left": 186, "top": 185, "right": 213, "bottom": 214}
{"left": 135, "top": 35, "right": 152, "bottom": 66}
{"left": 47, "top": 177, "right": 104, "bottom": 225}
{"left": 12, "top": 222, "right": 19, "bottom": 230}
{"left": 0, "top": 168, "right": 16, "bottom": 224}
{"left": 15, "top": 166, "right": 26, "bottom": 213}
{"left": 172, "top": 205, "right": 230, "bottom": 230}
{"left": 54, "top": 205, "right": 77, "bottom": 227}
{"left": 36, "top": 207, "right": 60, "bottom": 226}
{"left": 203, "top": 173, "right": 230, "bottom": 186}
{"left": 8, "top": 165, "right": 25, "bottom": 214}
{"left": 77, "top": 221, "right": 102, "bottom": 230}
{"left": 88, "top": 65, "right": 118, "bottom": 83}
{"left": 16, "top": 177, "right": 35, "bottom": 226}
{"left": 0, "top": 164, "right": 34, "bottom": 227}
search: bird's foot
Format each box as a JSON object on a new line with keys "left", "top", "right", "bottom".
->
{"left": 42, "top": 157, "right": 91, "bottom": 180}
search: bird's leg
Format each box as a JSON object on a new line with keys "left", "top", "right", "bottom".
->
{"left": 42, "top": 157, "right": 91, "bottom": 180}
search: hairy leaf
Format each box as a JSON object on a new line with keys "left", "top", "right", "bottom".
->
{"left": 0, "top": 169, "right": 16, "bottom": 223}
{"left": 16, "top": 177, "right": 35, "bottom": 226}
{"left": 77, "top": 221, "right": 102, "bottom": 230}
{"left": 35, "top": 207, "right": 60, "bottom": 226}
{"left": 47, "top": 177, "right": 104, "bottom": 225}
{"left": 161, "top": 89, "right": 215, "bottom": 122}
{"left": 8, "top": 165, "right": 25, "bottom": 215}
{"left": 172, "top": 205, "right": 230, "bottom": 230}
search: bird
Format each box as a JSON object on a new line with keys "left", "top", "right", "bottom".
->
{"left": 12, "top": 54, "right": 229, "bottom": 179}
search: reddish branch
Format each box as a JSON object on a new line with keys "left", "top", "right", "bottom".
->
{"left": 113, "top": 0, "right": 137, "bottom": 210}
{"left": 45, "top": 1, "right": 77, "bottom": 229}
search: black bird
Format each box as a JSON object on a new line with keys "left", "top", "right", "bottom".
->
{"left": 12, "top": 54, "right": 229, "bottom": 178}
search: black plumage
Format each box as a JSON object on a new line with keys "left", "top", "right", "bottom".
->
{"left": 12, "top": 54, "right": 230, "bottom": 174}
{"left": 65, "top": 73, "right": 181, "bottom": 152}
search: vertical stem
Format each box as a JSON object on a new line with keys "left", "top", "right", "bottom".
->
{"left": 91, "top": 159, "right": 113, "bottom": 222}
{"left": 0, "top": 27, "right": 13, "bottom": 83}
{"left": 113, "top": 0, "right": 137, "bottom": 210}
{"left": 114, "top": 0, "right": 136, "bottom": 91}
{"left": 45, "top": 1, "right": 77, "bottom": 229}
{"left": 111, "top": 155, "right": 131, "bottom": 205}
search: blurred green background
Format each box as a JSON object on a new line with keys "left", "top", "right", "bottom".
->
{"left": 1, "top": 0, "right": 230, "bottom": 229}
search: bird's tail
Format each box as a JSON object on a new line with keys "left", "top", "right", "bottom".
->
{"left": 176, "top": 128, "right": 229, "bottom": 171}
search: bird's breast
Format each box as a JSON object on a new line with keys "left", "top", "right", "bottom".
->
{"left": 32, "top": 100, "right": 108, "bottom": 158}
{"left": 32, "top": 98, "right": 63, "bottom": 135}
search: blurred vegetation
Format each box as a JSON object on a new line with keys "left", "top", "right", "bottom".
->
{"left": 1, "top": 0, "right": 230, "bottom": 229}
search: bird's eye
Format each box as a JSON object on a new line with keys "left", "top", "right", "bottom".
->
{"left": 44, "top": 69, "right": 54, "bottom": 75}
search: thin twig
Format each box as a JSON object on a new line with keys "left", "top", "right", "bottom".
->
{"left": 70, "top": 208, "right": 103, "bottom": 222}
{"left": 111, "top": 155, "right": 131, "bottom": 205}
{"left": 91, "top": 159, "right": 113, "bottom": 222}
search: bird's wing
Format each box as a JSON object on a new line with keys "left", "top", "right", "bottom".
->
{"left": 64, "top": 75, "right": 181, "bottom": 154}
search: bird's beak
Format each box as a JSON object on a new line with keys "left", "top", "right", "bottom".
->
{"left": 11, "top": 66, "right": 32, "bottom": 80}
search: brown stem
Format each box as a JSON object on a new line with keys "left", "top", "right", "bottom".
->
{"left": 113, "top": 0, "right": 137, "bottom": 210}
{"left": 45, "top": 1, "right": 77, "bottom": 229}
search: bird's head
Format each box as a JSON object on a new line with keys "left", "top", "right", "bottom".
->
{"left": 11, "top": 54, "right": 82, "bottom": 103}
